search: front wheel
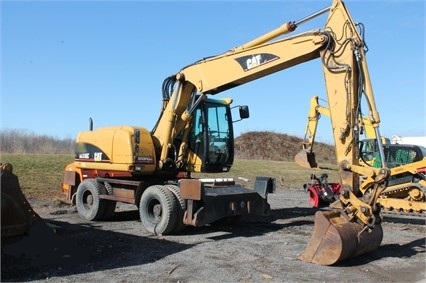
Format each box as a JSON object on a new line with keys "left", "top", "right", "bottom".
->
{"left": 76, "top": 179, "right": 106, "bottom": 221}
{"left": 139, "top": 185, "right": 178, "bottom": 235}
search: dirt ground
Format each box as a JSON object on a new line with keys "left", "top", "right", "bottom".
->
{"left": 2, "top": 188, "right": 426, "bottom": 283}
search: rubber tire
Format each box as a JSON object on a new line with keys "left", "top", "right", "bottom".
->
{"left": 165, "top": 184, "right": 186, "bottom": 234}
{"left": 139, "top": 185, "right": 178, "bottom": 235}
{"left": 102, "top": 183, "right": 116, "bottom": 220}
{"left": 76, "top": 179, "right": 106, "bottom": 221}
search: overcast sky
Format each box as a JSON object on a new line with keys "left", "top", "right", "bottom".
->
{"left": 1, "top": 0, "right": 425, "bottom": 144}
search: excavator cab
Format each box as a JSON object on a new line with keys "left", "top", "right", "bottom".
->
{"left": 185, "top": 98, "right": 249, "bottom": 173}
{"left": 360, "top": 139, "right": 380, "bottom": 163}
{"left": 360, "top": 137, "right": 391, "bottom": 165}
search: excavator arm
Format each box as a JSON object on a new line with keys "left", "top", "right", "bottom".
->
{"left": 151, "top": 0, "right": 390, "bottom": 265}
{"left": 153, "top": 28, "right": 328, "bottom": 166}
{"left": 296, "top": 96, "right": 330, "bottom": 169}
{"left": 296, "top": 95, "right": 390, "bottom": 168}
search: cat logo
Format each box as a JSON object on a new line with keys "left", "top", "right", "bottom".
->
{"left": 247, "top": 54, "right": 262, "bottom": 69}
{"left": 235, "top": 53, "right": 279, "bottom": 71}
{"left": 94, "top": 152, "right": 103, "bottom": 161}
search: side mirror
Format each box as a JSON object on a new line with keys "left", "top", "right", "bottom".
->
{"left": 239, "top": 105, "right": 250, "bottom": 119}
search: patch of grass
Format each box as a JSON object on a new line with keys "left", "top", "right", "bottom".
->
{"left": 1, "top": 153, "right": 74, "bottom": 201}
{"left": 1, "top": 154, "right": 339, "bottom": 202}
{"left": 193, "top": 159, "right": 340, "bottom": 189}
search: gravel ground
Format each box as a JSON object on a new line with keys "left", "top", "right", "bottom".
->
{"left": 2, "top": 189, "right": 426, "bottom": 282}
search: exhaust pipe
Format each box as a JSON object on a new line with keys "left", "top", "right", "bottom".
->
{"left": 89, "top": 117, "right": 93, "bottom": 131}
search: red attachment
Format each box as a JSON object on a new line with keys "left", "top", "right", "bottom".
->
{"left": 330, "top": 183, "right": 342, "bottom": 194}
{"left": 308, "top": 187, "right": 320, "bottom": 207}
{"left": 306, "top": 182, "right": 342, "bottom": 208}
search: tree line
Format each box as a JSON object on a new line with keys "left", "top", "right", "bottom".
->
{"left": 0, "top": 129, "right": 74, "bottom": 154}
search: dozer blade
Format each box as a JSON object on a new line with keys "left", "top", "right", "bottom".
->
{"left": 294, "top": 150, "right": 318, "bottom": 169}
{"left": 299, "top": 210, "right": 383, "bottom": 265}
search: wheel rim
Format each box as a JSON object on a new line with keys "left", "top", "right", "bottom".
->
{"left": 153, "top": 204, "right": 162, "bottom": 219}
{"left": 148, "top": 199, "right": 162, "bottom": 223}
{"left": 83, "top": 190, "right": 94, "bottom": 209}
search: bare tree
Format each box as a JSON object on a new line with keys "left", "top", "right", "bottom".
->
{"left": 0, "top": 129, "right": 73, "bottom": 154}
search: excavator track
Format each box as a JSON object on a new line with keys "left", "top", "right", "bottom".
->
{"left": 381, "top": 209, "right": 426, "bottom": 219}
{"left": 377, "top": 182, "right": 426, "bottom": 215}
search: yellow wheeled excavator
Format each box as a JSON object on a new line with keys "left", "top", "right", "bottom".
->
{"left": 62, "top": 0, "right": 392, "bottom": 265}
{"left": 297, "top": 95, "right": 426, "bottom": 214}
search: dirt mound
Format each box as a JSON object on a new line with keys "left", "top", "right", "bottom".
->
{"left": 234, "top": 131, "right": 336, "bottom": 164}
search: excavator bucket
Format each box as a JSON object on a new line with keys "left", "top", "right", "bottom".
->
{"left": 295, "top": 150, "right": 318, "bottom": 169}
{"left": 1, "top": 163, "right": 42, "bottom": 237}
{"left": 299, "top": 210, "right": 383, "bottom": 265}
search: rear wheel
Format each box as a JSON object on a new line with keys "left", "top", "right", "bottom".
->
{"left": 76, "top": 179, "right": 106, "bottom": 221}
{"left": 165, "top": 184, "right": 186, "bottom": 234}
{"left": 139, "top": 185, "right": 178, "bottom": 235}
